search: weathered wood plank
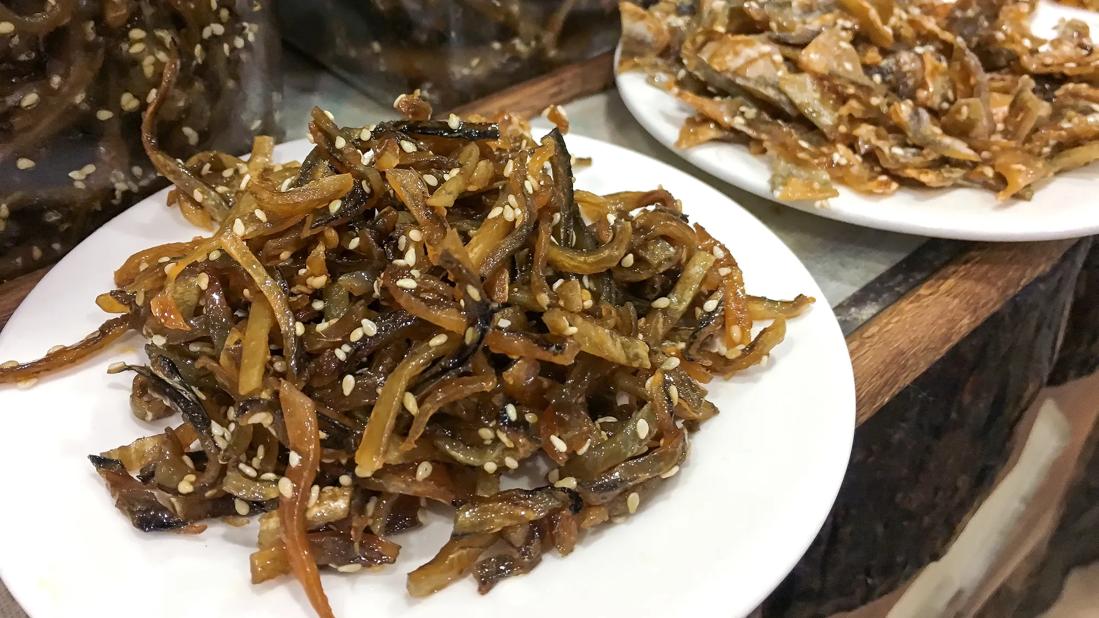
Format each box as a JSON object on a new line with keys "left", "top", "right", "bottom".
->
{"left": 848, "top": 240, "right": 1077, "bottom": 424}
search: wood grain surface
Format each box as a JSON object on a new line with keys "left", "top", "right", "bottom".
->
{"left": 848, "top": 239, "right": 1077, "bottom": 425}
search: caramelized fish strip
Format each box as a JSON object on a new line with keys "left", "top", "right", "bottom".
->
{"left": 276, "top": 382, "right": 334, "bottom": 618}
{"left": 543, "top": 309, "right": 651, "bottom": 368}
{"left": 408, "top": 533, "right": 497, "bottom": 598}
{"left": 545, "top": 218, "right": 632, "bottom": 275}
{"left": 219, "top": 233, "right": 300, "bottom": 379}
{"left": 0, "top": 315, "right": 132, "bottom": 384}
{"left": 354, "top": 337, "right": 459, "bottom": 477}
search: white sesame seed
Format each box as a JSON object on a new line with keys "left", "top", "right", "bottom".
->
{"left": 349, "top": 327, "right": 364, "bottom": 342}
{"left": 232, "top": 218, "right": 245, "bottom": 236}
{"left": 447, "top": 113, "right": 461, "bottom": 129}
{"left": 660, "top": 465, "right": 680, "bottom": 479}
{"left": 662, "top": 357, "right": 681, "bottom": 370}
{"left": 254, "top": 209, "right": 268, "bottom": 223}
{"left": 339, "top": 474, "right": 352, "bottom": 487}
{"left": 278, "top": 476, "right": 294, "bottom": 498}
{"left": 295, "top": 321, "right": 305, "bottom": 336}
{"left": 196, "top": 272, "right": 210, "bottom": 291}
{"left": 120, "top": 92, "right": 140, "bottom": 112}
{"left": 703, "top": 299, "right": 719, "bottom": 313}
{"left": 428, "top": 334, "right": 449, "bottom": 347}
{"left": 408, "top": 229, "right": 423, "bottom": 242}
{"left": 20, "top": 92, "right": 40, "bottom": 109}
{"left": 0, "top": 22, "right": 13, "bottom": 34}
{"left": 669, "top": 384, "right": 679, "bottom": 407}
{"left": 342, "top": 374, "right": 356, "bottom": 396}
{"left": 483, "top": 461, "right": 498, "bottom": 474}
{"left": 396, "top": 278, "right": 417, "bottom": 290}
{"left": 334, "top": 348, "right": 347, "bottom": 361}
{"left": 536, "top": 292, "right": 550, "bottom": 308}
{"left": 96, "top": 109, "right": 114, "bottom": 121}
{"left": 334, "top": 136, "right": 346, "bottom": 149}
{"left": 177, "top": 479, "right": 195, "bottom": 494}
{"left": 504, "top": 456, "right": 519, "bottom": 469}
{"left": 151, "top": 334, "right": 168, "bottom": 346}
{"left": 505, "top": 403, "right": 518, "bottom": 422}
{"left": 626, "top": 492, "right": 640, "bottom": 513}
{"left": 336, "top": 564, "right": 363, "bottom": 573}
{"left": 288, "top": 450, "right": 301, "bottom": 467}
{"left": 191, "top": 188, "right": 205, "bottom": 204}
{"left": 16, "top": 158, "right": 35, "bottom": 170}
{"left": 636, "top": 419, "right": 650, "bottom": 440}
{"left": 232, "top": 498, "right": 250, "bottom": 515}
{"left": 549, "top": 434, "right": 567, "bottom": 452}
{"left": 16, "top": 378, "right": 38, "bottom": 389}
{"left": 328, "top": 199, "right": 342, "bottom": 214}
{"left": 554, "top": 476, "right": 577, "bottom": 489}
{"left": 416, "top": 461, "right": 433, "bottom": 481}
{"left": 577, "top": 439, "right": 592, "bottom": 456}
{"left": 487, "top": 206, "right": 503, "bottom": 219}
{"left": 403, "top": 391, "right": 419, "bottom": 415}
{"left": 507, "top": 194, "right": 519, "bottom": 210}
{"left": 496, "top": 318, "right": 511, "bottom": 329}
{"left": 607, "top": 213, "right": 617, "bottom": 225}
{"left": 307, "top": 275, "right": 328, "bottom": 289}
{"left": 424, "top": 174, "right": 438, "bottom": 187}
{"left": 348, "top": 237, "right": 361, "bottom": 250}
{"left": 503, "top": 159, "right": 515, "bottom": 176}
{"left": 651, "top": 297, "right": 671, "bottom": 309}
{"left": 360, "top": 318, "right": 378, "bottom": 336}
{"left": 238, "top": 462, "right": 258, "bottom": 478}
{"left": 399, "top": 140, "right": 417, "bottom": 153}
{"left": 525, "top": 412, "right": 539, "bottom": 424}
{"left": 620, "top": 253, "right": 635, "bottom": 268}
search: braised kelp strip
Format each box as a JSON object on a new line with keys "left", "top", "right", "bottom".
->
{"left": 621, "top": 0, "right": 1099, "bottom": 202}
{"left": 0, "top": 92, "right": 811, "bottom": 615}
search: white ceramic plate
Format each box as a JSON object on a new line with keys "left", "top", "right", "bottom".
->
{"left": 0, "top": 134, "right": 854, "bottom": 618}
{"left": 617, "top": 2, "right": 1099, "bottom": 241}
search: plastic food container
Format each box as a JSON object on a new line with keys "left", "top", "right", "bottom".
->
{"left": 277, "top": 0, "right": 620, "bottom": 110}
{"left": 0, "top": 0, "right": 281, "bottom": 283}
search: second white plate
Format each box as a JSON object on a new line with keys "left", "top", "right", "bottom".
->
{"left": 616, "top": 2, "right": 1099, "bottom": 242}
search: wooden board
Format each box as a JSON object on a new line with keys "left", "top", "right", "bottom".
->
{"left": 848, "top": 239, "right": 1078, "bottom": 424}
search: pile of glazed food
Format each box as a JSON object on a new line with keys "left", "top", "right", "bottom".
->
{"left": 0, "top": 75, "right": 811, "bottom": 617}
{"left": 619, "top": 0, "right": 1099, "bottom": 201}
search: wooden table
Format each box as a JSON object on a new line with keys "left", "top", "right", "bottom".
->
{"left": 3, "top": 51, "right": 1097, "bottom": 618}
